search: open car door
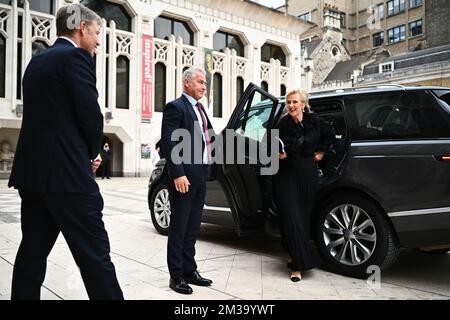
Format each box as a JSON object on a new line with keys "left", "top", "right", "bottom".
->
{"left": 219, "top": 83, "right": 281, "bottom": 233}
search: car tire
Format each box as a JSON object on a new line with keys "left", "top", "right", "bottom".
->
{"left": 149, "top": 183, "right": 171, "bottom": 235}
{"left": 314, "top": 193, "right": 400, "bottom": 279}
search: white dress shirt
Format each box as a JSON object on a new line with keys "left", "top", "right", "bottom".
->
{"left": 182, "top": 93, "right": 208, "bottom": 164}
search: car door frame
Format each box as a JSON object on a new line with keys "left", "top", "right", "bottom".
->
{"left": 217, "top": 83, "right": 281, "bottom": 234}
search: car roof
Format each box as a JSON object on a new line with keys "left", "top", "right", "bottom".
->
{"left": 276, "top": 85, "right": 450, "bottom": 102}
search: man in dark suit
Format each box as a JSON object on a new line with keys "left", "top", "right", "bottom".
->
{"left": 161, "top": 67, "right": 214, "bottom": 294}
{"left": 101, "top": 142, "right": 112, "bottom": 179}
{"left": 8, "top": 4, "right": 123, "bottom": 300}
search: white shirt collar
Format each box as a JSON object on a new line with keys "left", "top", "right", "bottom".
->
{"left": 182, "top": 92, "right": 198, "bottom": 107}
{"left": 58, "top": 36, "right": 78, "bottom": 48}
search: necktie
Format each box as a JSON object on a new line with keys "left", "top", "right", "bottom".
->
{"left": 195, "top": 102, "right": 212, "bottom": 163}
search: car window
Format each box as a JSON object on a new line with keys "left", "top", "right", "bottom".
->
{"left": 310, "top": 100, "right": 346, "bottom": 139}
{"left": 234, "top": 91, "right": 273, "bottom": 142}
{"left": 345, "top": 92, "right": 441, "bottom": 140}
{"left": 432, "top": 90, "right": 450, "bottom": 114}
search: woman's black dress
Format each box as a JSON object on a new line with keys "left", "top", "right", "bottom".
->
{"left": 273, "top": 112, "right": 335, "bottom": 271}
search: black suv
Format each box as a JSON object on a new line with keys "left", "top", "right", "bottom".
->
{"left": 148, "top": 84, "right": 450, "bottom": 278}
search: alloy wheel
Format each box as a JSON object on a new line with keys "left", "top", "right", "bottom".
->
{"left": 153, "top": 188, "right": 171, "bottom": 229}
{"left": 322, "top": 204, "right": 377, "bottom": 266}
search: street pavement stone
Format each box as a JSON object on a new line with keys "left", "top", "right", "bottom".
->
{"left": 0, "top": 177, "right": 449, "bottom": 300}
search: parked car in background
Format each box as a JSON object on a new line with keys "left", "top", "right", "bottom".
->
{"left": 148, "top": 84, "right": 450, "bottom": 278}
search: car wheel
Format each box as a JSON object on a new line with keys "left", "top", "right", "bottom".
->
{"left": 149, "top": 183, "right": 171, "bottom": 235}
{"left": 315, "top": 194, "right": 400, "bottom": 278}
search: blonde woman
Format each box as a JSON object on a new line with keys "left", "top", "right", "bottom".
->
{"left": 274, "top": 89, "right": 335, "bottom": 281}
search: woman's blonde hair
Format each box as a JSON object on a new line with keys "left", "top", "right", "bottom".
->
{"left": 285, "top": 88, "right": 311, "bottom": 112}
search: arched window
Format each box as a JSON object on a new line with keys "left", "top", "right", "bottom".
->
{"left": 261, "top": 81, "right": 268, "bottom": 93}
{"left": 32, "top": 41, "right": 48, "bottom": 57}
{"left": 0, "top": 35, "right": 5, "bottom": 98}
{"left": 280, "top": 84, "right": 286, "bottom": 97}
{"left": 116, "top": 56, "right": 129, "bottom": 109}
{"left": 213, "top": 73, "right": 223, "bottom": 118}
{"left": 261, "top": 43, "right": 286, "bottom": 66}
{"left": 155, "top": 62, "right": 166, "bottom": 112}
{"left": 236, "top": 77, "right": 244, "bottom": 104}
{"left": 213, "top": 31, "right": 244, "bottom": 57}
{"left": 16, "top": 0, "right": 54, "bottom": 14}
{"left": 81, "top": 0, "right": 132, "bottom": 31}
{"left": 154, "top": 15, "right": 193, "bottom": 45}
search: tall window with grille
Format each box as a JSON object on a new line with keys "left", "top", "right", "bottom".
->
{"left": 213, "top": 73, "right": 223, "bottom": 118}
{"left": 409, "top": 20, "right": 422, "bottom": 37}
{"left": 82, "top": 0, "right": 132, "bottom": 110}
{"left": 154, "top": 63, "right": 166, "bottom": 113}
{"left": 387, "top": 0, "right": 405, "bottom": 16}
{"left": 373, "top": 31, "right": 384, "bottom": 48}
{"left": 410, "top": 0, "right": 422, "bottom": 8}
{"left": 116, "top": 56, "right": 129, "bottom": 109}
{"left": 388, "top": 25, "right": 406, "bottom": 43}
{"left": 236, "top": 77, "right": 244, "bottom": 104}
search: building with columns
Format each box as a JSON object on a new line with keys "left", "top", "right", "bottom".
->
{"left": 0, "top": 0, "right": 311, "bottom": 178}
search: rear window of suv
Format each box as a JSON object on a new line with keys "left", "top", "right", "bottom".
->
{"left": 345, "top": 91, "right": 450, "bottom": 140}
{"left": 432, "top": 90, "right": 450, "bottom": 113}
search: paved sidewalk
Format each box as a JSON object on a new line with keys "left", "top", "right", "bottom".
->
{"left": 1, "top": 178, "right": 449, "bottom": 300}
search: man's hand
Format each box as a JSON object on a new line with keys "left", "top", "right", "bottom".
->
{"left": 92, "top": 160, "right": 101, "bottom": 173}
{"left": 314, "top": 151, "right": 324, "bottom": 162}
{"left": 174, "top": 176, "right": 191, "bottom": 193}
{"left": 279, "top": 152, "right": 288, "bottom": 160}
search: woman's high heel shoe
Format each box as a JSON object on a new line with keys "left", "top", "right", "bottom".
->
{"left": 290, "top": 271, "right": 302, "bottom": 282}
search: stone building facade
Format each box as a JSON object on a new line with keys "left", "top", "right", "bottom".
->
{"left": 0, "top": 0, "right": 311, "bottom": 177}
{"left": 279, "top": 0, "right": 428, "bottom": 56}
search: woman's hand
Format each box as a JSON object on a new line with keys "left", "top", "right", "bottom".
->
{"left": 314, "top": 151, "right": 324, "bottom": 162}
{"left": 279, "top": 152, "right": 288, "bottom": 160}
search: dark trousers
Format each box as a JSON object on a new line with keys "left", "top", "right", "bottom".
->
{"left": 11, "top": 190, "right": 124, "bottom": 300}
{"left": 101, "top": 160, "right": 110, "bottom": 178}
{"left": 167, "top": 178, "right": 207, "bottom": 279}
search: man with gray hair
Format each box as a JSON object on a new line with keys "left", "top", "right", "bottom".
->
{"left": 161, "top": 66, "right": 215, "bottom": 294}
{"left": 8, "top": 4, "right": 123, "bottom": 300}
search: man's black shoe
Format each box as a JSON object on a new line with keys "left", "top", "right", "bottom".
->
{"left": 169, "top": 277, "right": 193, "bottom": 294}
{"left": 183, "top": 270, "right": 212, "bottom": 286}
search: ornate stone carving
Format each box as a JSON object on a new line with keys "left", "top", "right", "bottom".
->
{"left": 154, "top": 39, "right": 169, "bottom": 63}
{"left": 31, "top": 15, "right": 52, "bottom": 43}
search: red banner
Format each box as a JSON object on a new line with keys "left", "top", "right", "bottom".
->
{"left": 141, "top": 34, "right": 153, "bottom": 121}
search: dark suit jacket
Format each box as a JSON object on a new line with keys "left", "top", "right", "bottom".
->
{"left": 161, "top": 95, "right": 214, "bottom": 187}
{"left": 8, "top": 38, "right": 103, "bottom": 193}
